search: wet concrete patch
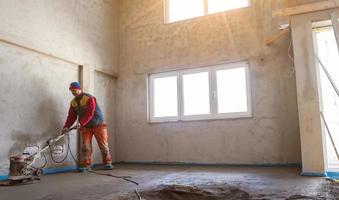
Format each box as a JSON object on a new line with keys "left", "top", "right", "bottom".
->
{"left": 317, "top": 180, "right": 339, "bottom": 200}
{"left": 139, "top": 185, "right": 249, "bottom": 200}
{"left": 120, "top": 180, "right": 339, "bottom": 200}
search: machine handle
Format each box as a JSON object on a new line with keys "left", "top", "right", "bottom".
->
{"left": 24, "top": 125, "right": 80, "bottom": 161}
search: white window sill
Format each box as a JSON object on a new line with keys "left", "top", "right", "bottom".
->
{"left": 148, "top": 112, "right": 253, "bottom": 124}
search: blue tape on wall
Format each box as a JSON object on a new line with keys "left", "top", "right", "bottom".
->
{"left": 43, "top": 166, "right": 78, "bottom": 175}
{"left": 301, "top": 172, "right": 327, "bottom": 177}
{"left": 0, "top": 175, "right": 8, "bottom": 181}
{"left": 0, "top": 166, "right": 78, "bottom": 180}
{"left": 118, "top": 161, "right": 301, "bottom": 167}
{"left": 326, "top": 171, "right": 339, "bottom": 179}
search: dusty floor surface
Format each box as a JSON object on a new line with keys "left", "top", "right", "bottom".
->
{"left": 0, "top": 164, "right": 338, "bottom": 200}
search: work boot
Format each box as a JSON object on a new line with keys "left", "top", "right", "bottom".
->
{"left": 103, "top": 163, "right": 114, "bottom": 170}
{"left": 78, "top": 166, "right": 91, "bottom": 173}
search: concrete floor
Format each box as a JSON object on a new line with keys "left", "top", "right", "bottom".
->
{"left": 0, "top": 164, "right": 337, "bottom": 200}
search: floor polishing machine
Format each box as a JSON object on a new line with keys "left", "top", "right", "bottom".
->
{"left": 0, "top": 126, "right": 79, "bottom": 186}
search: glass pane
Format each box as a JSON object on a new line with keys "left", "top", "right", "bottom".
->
{"left": 153, "top": 76, "right": 178, "bottom": 118}
{"left": 217, "top": 67, "right": 248, "bottom": 113}
{"left": 167, "top": 0, "right": 204, "bottom": 23}
{"left": 183, "top": 72, "right": 210, "bottom": 116}
{"left": 208, "top": 0, "right": 249, "bottom": 14}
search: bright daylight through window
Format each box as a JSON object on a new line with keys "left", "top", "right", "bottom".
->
{"left": 313, "top": 25, "right": 339, "bottom": 170}
{"left": 149, "top": 62, "right": 251, "bottom": 122}
{"left": 165, "top": 0, "right": 250, "bottom": 23}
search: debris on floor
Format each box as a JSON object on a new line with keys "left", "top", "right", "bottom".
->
{"left": 120, "top": 184, "right": 249, "bottom": 200}
{"left": 119, "top": 180, "right": 339, "bottom": 200}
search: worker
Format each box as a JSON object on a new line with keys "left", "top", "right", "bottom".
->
{"left": 63, "top": 82, "right": 113, "bottom": 172}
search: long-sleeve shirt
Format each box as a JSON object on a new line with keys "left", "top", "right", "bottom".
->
{"left": 64, "top": 93, "right": 103, "bottom": 128}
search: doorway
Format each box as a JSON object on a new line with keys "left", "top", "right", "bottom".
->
{"left": 313, "top": 22, "right": 339, "bottom": 171}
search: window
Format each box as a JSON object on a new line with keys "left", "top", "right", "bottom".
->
{"left": 216, "top": 67, "right": 248, "bottom": 114}
{"left": 165, "top": 0, "right": 250, "bottom": 23}
{"left": 149, "top": 73, "right": 179, "bottom": 122}
{"left": 208, "top": 0, "right": 249, "bottom": 14}
{"left": 148, "top": 62, "right": 251, "bottom": 122}
{"left": 182, "top": 71, "right": 210, "bottom": 116}
{"left": 166, "top": 0, "right": 204, "bottom": 23}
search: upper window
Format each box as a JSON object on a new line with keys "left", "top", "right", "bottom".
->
{"left": 165, "top": 0, "right": 250, "bottom": 23}
{"left": 148, "top": 61, "right": 251, "bottom": 122}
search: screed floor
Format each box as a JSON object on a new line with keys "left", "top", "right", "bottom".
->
{"left": 0, "top": 164, "right": 338, "bottom": 200}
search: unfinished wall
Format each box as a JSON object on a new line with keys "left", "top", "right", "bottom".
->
{"left": 0, "top": 0, "right": 119, "bottom": 176}
{"left": 93, "top": 72, "right": 116, "bottom": 163}
{"left": 0, "top": 43, "right": 78, "bottom": 175}
{"left": 0, "top": 0, "right": 119, "bottom": 74}
{"left": 288, "top": 0, "right": 327, "bottom": 7}
{"left": 116, "top": 0, "right": 301, "bottom": 164}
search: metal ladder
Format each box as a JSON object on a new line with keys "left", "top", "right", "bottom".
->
{"left": 314, "top": 13, "right": 339, "bottom": 161}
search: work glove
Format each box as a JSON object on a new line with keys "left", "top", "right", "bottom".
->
{"left": 61, "top": 127, "right": 70, "bottom": 135}
{"left": 74, "top": 123, "right": 81, "bottom": 129}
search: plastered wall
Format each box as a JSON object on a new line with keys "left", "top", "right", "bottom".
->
{"left": 116, "top": 0, "right": 302, "bottom": 164}
{"left": 0, "top": 0, "right": 119, "bottom": 74}
{"left": 93, "top": 72, "right": 116, "bottom": 163}
{"left": 0, "top": 43, "right": 79, "bottom": 174}
{"left": 288, "top": 0, "right": 327, "bottom": 7}
{"left": 0, "top": 0, "right": 119, "bottom": 175}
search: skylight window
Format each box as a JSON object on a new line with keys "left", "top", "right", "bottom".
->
{"left": 165, "top": 0, "right": 250, "bottom": 23}
{"left": 208, "top": 0, "right": 249, "bottom": 14}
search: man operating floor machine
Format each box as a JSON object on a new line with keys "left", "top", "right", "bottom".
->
{"left": 1, "top": 82, "right": 115, "bottom": 186}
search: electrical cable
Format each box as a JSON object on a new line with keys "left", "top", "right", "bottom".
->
{"left": 65, "top": 133, "right": 142, "bottom": 198}
{"left": 87, "top": 170, "right": 139, "bottom": 186}
{"left": 38, "top": 130, "right": 143, "bottom": 199}
{"left": 31, "top": 152, "right": 48, "bottom": 169}
{"left": 66, "top": 134, "right": 139, "bottom": 185}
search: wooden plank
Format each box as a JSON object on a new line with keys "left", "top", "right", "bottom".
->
{"left": 331, "top": 13, "right": 339, "bottom": 50}
{"left": 265, "top": 28, "right": 290, "bottom": 45}
{"left": 273, "top": 0, "right": 339, "bottom": 17}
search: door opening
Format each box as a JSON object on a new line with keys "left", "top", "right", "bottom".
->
{"left": 313, "top": 22, "right": 339, "bottom": 171}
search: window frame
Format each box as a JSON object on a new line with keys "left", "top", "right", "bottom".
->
{"left": 180, "top": 68, "right": 214, "bottom": 121}
{"left": 164, "top": 0, "right": 251, "bottom": 24}
{"left": 148, "top": 61, "right": 252, "bottom": 123}
{"left": 213, "top": 62, "right": 252, "bottom": 119}
{"left": 149, "top": 71, "right": 180, "bottom": 123}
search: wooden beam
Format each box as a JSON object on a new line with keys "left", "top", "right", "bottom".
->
{"left": 331, "top": 13, "right": 339, "bottom": 49}
{"left": 265, "top": 28, "right": 291, "bottom": 45}
{"left": 273, "top": 0, "right": 339, "bottom": 17}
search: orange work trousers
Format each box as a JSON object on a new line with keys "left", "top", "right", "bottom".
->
{"left": 80, "top": 123, "right": 112, "bottom": 167}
